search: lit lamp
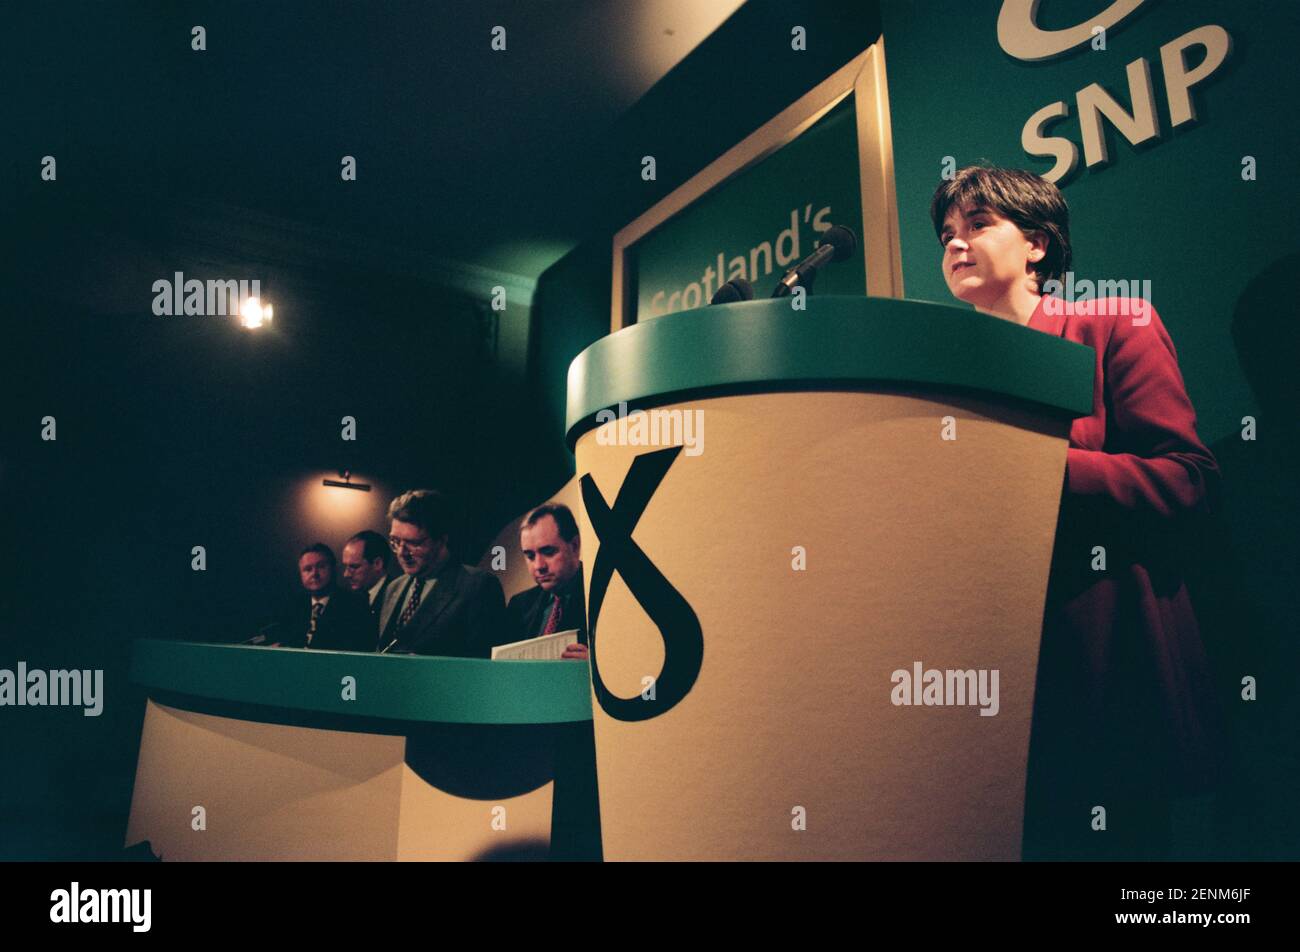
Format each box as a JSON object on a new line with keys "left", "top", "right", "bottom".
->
{"left": 323, "top": 470, "right": 371, "bottom": 492}
{"left": 239, "top": 296, "right": 273, "bottom": 329}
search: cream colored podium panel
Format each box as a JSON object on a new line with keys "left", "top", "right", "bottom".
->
{"left": 125, "top": 642, "right": 598, "bottom": 861}
{"left": 576, "top": 390, "right": 1068, "bottom": 860}
{"left": 564, "top": 297, "right": 1093, "bottom": 861}
{"left": 126, "top": 701, "right": 553, "bottom": 861}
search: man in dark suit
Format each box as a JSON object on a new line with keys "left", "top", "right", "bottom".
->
{"left": 505, "top": 503, "right": 587, "bottom": 660}
{"left": 377, "top": 489, "right": 506, "bottom": 658}
{"left": 340, "top": 529, "right": 394, "bottom": 635}
{"left": 275, "top": 543, "right": 374, "bottom": 652}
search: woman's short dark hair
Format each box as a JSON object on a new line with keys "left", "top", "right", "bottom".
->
{"left": 929, "top": 165, "right": 1072, "bottom": 290}
{"left": 387, "top": 489, "right": 451, "bottom": 540}
{"left": 523, "top": 503, "right": 579, "bottom": 543}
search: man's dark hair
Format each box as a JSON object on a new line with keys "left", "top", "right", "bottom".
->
{"left": 387, "top": 489, "right": 452, "bottom": 540}
{"left": 929, "top": 165, "right": 1072, "bottom": 291}
{"left": 299, "top": 542, "right": 336, "bottom": 568}
{"left": 523, "top": 503, "right": 579, "bottom": 543}
{"left": 348, "top": 529, "right": 389, "bottom": 563}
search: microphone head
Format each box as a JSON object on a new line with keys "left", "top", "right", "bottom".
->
{"left": 710, "top": 277, "right": 755, "bottom": 305}
{"left": 820, "top": 225, "right": 858, "bottom": 262}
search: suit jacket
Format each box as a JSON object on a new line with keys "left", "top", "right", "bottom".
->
{"left": 377, "top": 561, "right": 506, "bottom": 658}
{"left": 277, "top": 589, "right": 374, "bottom": 653}
{"left": 364, "top": 576, "right": 395, "bottom": 638}
{"left": 505, "top": 567, "right": 587, "bottom": 646}
{"left": 1023, "top": 294, "right": 1225, "bottom": 800}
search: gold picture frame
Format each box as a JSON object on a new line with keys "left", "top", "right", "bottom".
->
{"left": 610, "top": 40, "right": 903, "bottom": 332}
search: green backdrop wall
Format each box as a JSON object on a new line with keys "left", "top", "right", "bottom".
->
{"left": 630, "top": 96, "right": 866, "bottom": 320}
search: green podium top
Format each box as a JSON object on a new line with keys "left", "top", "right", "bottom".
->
{"left": 131, "top": 639, "right": 593, "bottom": 725}
{"left": 566, "top": 296, "right": 1094, "bottom": 447}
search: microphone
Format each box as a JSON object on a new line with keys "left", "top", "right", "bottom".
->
{"left": 710, "top": 277, "right": 754, "bottom": 305}
{"left": 770, "top": 225, "right": 857, "bottom": 298}
{"left": 240, "top": 623, "right": 279, "bottom": 646}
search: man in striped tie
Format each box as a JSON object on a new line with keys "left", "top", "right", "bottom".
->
{"left": 267, "top": 543, "right": 373, "bottom": 652}
{"left": 375, "top": 489, "right": 507, "bottom": 657}
{"left": 505, "top": 504, "right": 587, "bottom": 660}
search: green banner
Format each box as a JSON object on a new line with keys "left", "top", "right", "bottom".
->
{"left": 632, "top": 96, "right": 866, "bottom": 321}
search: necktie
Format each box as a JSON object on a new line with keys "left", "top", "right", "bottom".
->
{"left": 540, "top": 594, "right": 562, "bottom": 636}
{"left": 308, "top": 600, "right": 325, "bottom": 646}
{"left": 399, "top": 577, "right": 425, "bottom": 628}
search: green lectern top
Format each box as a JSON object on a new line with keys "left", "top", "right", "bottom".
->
{"left": 566, "top": 296, "right": 1094, "bottom": 447}
{"left": 131, "top": 639, "right": 593, "bottom": 725}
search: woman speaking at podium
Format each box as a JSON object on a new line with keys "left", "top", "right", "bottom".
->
{"left": 929, "top": 166, "right": 1224, "bottom": 860}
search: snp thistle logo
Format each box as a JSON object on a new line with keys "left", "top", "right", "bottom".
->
{"left": 998, "top": 0, "right": 1233, "bottom": 184}
{"left": 580, "top": 447, "right": 704, "bottom": 722}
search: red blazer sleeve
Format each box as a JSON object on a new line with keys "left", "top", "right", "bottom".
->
{"left": 1065, "top": 303, "right": 1220, "bottom": 518}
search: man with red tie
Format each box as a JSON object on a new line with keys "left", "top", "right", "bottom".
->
{"left": 506, "top": 504, "right": 587, "bottom": 660}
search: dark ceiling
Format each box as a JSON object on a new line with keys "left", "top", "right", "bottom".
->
{"left": 3, "top": 0, "right": 745, "bottom": 282}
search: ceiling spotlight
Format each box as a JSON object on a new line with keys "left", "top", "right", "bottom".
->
{"left": 240, "top": 296, "right": 273, "bottom": 329}
{"left": 323, "top": 470, "right": 371, "bottom": 492}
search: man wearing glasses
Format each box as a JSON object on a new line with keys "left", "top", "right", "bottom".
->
{"left": 376, "top": 489, "right": 507, "bottom": 657}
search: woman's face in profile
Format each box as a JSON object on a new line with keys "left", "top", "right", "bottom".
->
{"left": 939, "top": 204, "right": 1041, "bottom": 307}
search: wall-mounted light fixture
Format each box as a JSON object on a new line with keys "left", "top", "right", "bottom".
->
{"left": 323, "top": 470, "right": 371, "bottom": 492}
{"left": 240, "top": 296, "right": 274, "bottom": 329}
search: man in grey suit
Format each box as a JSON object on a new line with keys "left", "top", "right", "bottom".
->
{"left": 376, "top": 489, "right": 506, "bottom": 658}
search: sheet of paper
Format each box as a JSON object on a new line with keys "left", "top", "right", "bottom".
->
{"left": 490, "top": 629, "right": 581, "bottom": 661}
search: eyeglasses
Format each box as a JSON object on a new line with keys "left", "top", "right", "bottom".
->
{"left": 389, "top": 535, "right": 432, "bottom": 553}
